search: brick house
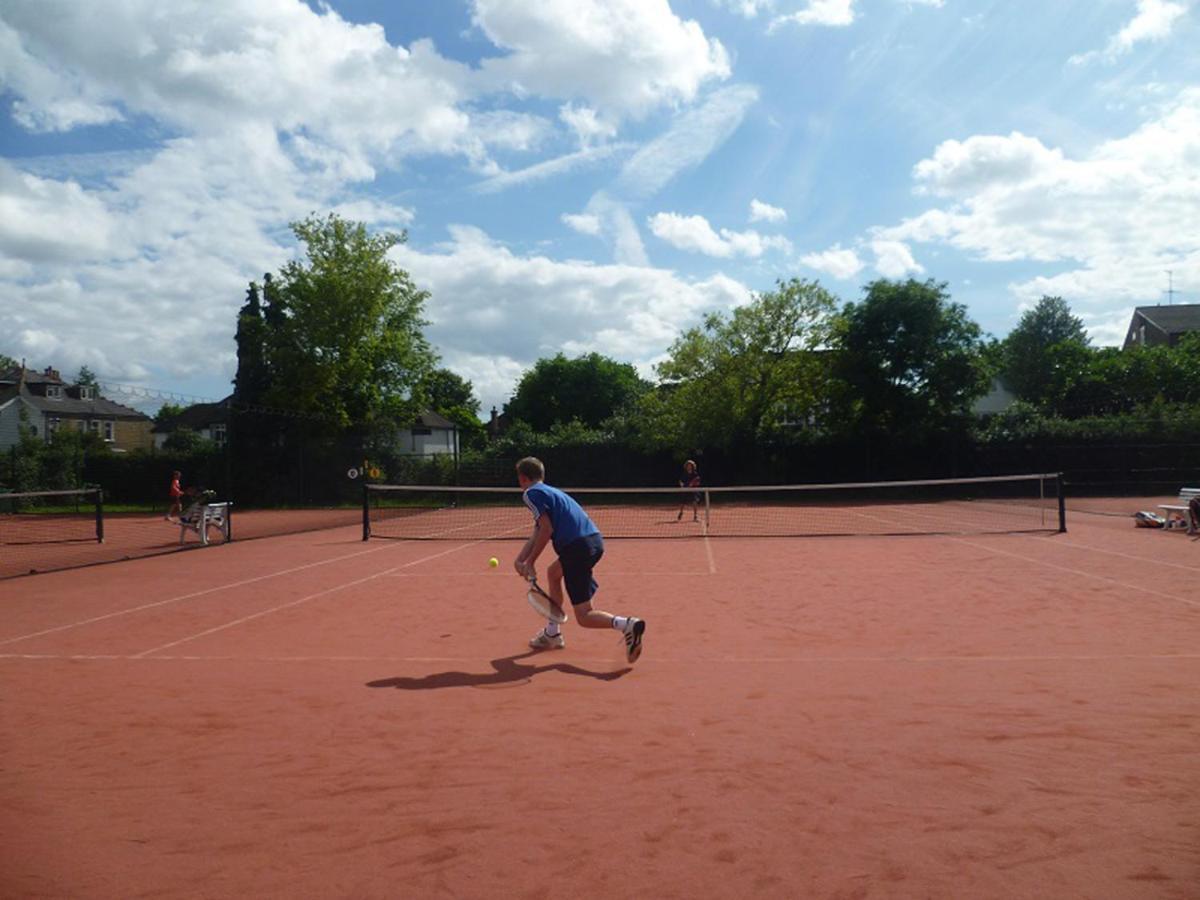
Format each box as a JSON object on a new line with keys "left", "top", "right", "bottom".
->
{"left": 0, "top": 366, "right": 153, "bottom": 452}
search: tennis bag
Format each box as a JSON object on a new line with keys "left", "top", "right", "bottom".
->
{"left": 1134, "top": 510, "right": 1166, "bottom": 528}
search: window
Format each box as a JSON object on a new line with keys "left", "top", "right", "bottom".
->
{"left": 411, "top": 427, "right": 432, "bottom": 436}
{"left": 48, "top": 417, "right": 60, "bottom": 436}
{"left": 88, "top": 420, "right": 100, "bottom": 435}
{"left": 213, "top": 423, "right": 227, "bottom": 448}
{"left": 79, "top": 386, "right": 94, "bottom": 400}
{"left": 103, "top": 421, "right": 114, "bottom": 442}
{"left": 45, "top": 385, "right": 63, "bottom": 399}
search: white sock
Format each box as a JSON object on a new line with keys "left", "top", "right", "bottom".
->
{"left": 611, "top": 616, "right": 628, "bottom": 631}
{"left": 545, "top": 621, "right": 560, "bottom": 637}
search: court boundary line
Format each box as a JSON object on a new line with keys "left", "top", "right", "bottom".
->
{"left": 0, "top": 541, "right": 409, "bottom": 647}
{"left": 130, "top": 541, "right": 480, "bottom": 657}
{"left": 955, "top": 538, "right": 1200, "bottom": 610}
{"left": 4, "top": 651, "right": 1199, "bottom": 664}
{"left": 1028, "top": 534, "right": 1200, "bottom": 573}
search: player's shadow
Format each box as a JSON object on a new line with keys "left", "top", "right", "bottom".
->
{"left": 366, "top": 650, "right": 632, "bottom": 691}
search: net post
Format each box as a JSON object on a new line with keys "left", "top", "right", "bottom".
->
{"left": 94, "top": 488, "right": 105, "bottom": 544}
{"left": 703, "top": 489, "right": 711, "bottom": 529}
{"left": 1056, "top": 473, "right": 1066, "bottom": 533}
{"left": 362, "top": 483, "right": 370, "bottom": 541}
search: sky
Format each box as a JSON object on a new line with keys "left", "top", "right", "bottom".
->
{"left": 1, "top": 0, "right": 1198, "bottom": 418}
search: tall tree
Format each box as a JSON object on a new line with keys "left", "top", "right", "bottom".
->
{"left": 74, "top": 366, "right": 98, "bottom": 387}
{"left": 425, "top": 368, "right": 480, "bottom": 418}
{"left": 635, "top": 278, "right": 838, "bottom": 450}
{"left": 0, "top": 353, "right": 17, "bottom": 374}
{"left": 233, "top": 281, "right": 271, "bottom": 407}
{"left": 831, "top": 278, "right": 987, "bottom": 437}
{"left": 266, "top": 213, "right": 436, "bottom": 431}
{"left": 1001, "top": 295, "right": 1090, "bottom": 407}
{"left": 505, "top": 353, "right": 649, "bottom": 432}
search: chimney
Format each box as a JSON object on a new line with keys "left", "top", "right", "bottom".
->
{"left": 44, "top": 366, "right": 60, "bottom": 381}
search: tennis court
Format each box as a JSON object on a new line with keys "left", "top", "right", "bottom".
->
{"left": 2, "top": 486, "right": 1198, "bottom": 898}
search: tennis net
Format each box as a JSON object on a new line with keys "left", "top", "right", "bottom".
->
{"left": 0, "top": 488, "right": 105, "bottom": 547}
{"left": 364, "top": 473, "right": 1065, "bottom": 541}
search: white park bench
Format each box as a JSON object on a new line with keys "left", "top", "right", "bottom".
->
{"left": 178, "top": 497, "right": 232, "bottom": 545}
{"left": 1157, "top": 488, "right": 1199, "bottom": 535}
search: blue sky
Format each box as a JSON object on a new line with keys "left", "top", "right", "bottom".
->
{"left": 1, "top": 0, "right": 1197, "bottom": 416}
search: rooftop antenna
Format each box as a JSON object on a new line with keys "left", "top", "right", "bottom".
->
{"left": 1164, "top": 270, "right": 1177, "bottom": 305}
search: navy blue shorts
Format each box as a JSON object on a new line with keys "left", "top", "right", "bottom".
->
{"left": 557, "top": 533, "right": 604, "bottom": 606}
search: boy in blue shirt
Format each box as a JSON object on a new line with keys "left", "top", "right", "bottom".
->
{"left": 513, "top": 456, "right": 646, "bottom": 663}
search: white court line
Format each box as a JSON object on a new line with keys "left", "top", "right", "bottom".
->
{"left": 130, "top": 541, "right": 479, "bottom": 658}
{"left": 703, "top": 534, "right": 717, "bottom": 574}
{"left": 0, "top": 541, "right": 406, "bottom": 647}
{"left": 3, "top": 652, "right": 1199, "bottom": 665}
{"left": 1028, "top": 535, "right": 1200, "bottom": 574}
{"left": 954, "top": 538, "right": 1200, "bottom": 610}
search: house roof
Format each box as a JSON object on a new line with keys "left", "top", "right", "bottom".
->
{"left": 152, "top": 398, "right": 231, "bottom": 433}
{"left": 413, "top": 410, "right": 456, "bottom": 429}
{"left": 0, "top": 367, "right": 65, "bottom": 386}
{"left": 19, "top": 384, "right": 149, "bottom": 420}
{"left": 1131, "top": 304, "right": 1200, "bottom": 336}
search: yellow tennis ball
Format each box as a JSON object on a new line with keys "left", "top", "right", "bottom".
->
{"left": 488, "top": 557, "right": 499, "bottom": 568}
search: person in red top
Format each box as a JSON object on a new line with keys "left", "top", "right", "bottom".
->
{"left": 166, "top": 470, "right": 184, "bottom": 521}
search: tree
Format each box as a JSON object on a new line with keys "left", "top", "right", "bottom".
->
{"left": 633, "top": 278, "right": 838, "bottom": 450}
{"left": 425, "top": 368, "right": 479, "bottom": 418}
{"left": 1, "top": 353, "right": 20, "bottom": 375}
{"left": 831, "top": 278, "right": 988, "bottom": 437}
{"left": 154, "top": 403, "right": 186, "bottom": 426}
{"left": 423, "top": 367, "right": 485, "bottom": 449}
{"left": 505, "top": 353, "right": 650, "bottom": 432}
{"left": 266, "top": 213, "right": 436, "bottom": 432}
{"left": 1001, "top": 296, "right": 1090, "bottom": 407}
{"left": 75, "top": 366, "right": 98, "bottom": 387}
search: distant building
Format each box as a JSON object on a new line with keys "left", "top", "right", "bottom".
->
{"left": 397, "top": 410, "right": 459, "bottom": 457}
{"left": 972, "top": 377, "right": 1018, "bottom": 416}
{"left": 151, "top": 397, "right": 231, "bottom": 450}
{"left": 1123, "top": 303, "right": 1200, "bottom": 349}
{"left": 0, "top": 366, "right": 153, "bottom": 452}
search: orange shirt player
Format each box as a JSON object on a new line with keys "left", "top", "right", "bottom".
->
{"left": 166, "top": 470, "right": 184, "bottom": 522}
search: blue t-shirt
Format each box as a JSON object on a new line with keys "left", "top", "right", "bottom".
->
{"left": 523, "top": 482, "right": 599, "bottom": 550}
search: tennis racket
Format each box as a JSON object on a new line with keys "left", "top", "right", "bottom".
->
{"left": 526, "top": 575, "right": 568, "bottom": 623}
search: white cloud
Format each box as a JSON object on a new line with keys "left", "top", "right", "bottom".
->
{"left": 749, "top": 198, "right": 787, "bottom": 223}
{"left": 800, "top": 245, "right": 864, "bottom": 280}
{"left": 559, "top": 103, "right": 618, "bottom": 148}
{"left": 472, "top": 0, "right": 730, "bottom": 120}
{"left": 648, "top": 212, "right": 792, "bottom": 258}
{"left": 562, "top": 213, "right": 603, "bottom": 236}
{"left": 0, "top": 160, "right": 119, "bottom": 262}
{"left": 769, "top": 0, "right": 857, "bottom": 31}
{"left": 614, "top": 85, "right": 760, "bottom": 199}
{"left": 870, "top": 240, "right": 923, "bottom": 278}
{"left": 878, "top": 87, "right": 1200, "bottom": 311}
{"left": 392, "top": 224, "right": 752, "bottom": 409}
{"left": 474, "top": 143, "right": 633, "bottom": 194}
{"left": 1070, "top": 0, "right": 1188, "bottom": 65}
{"left": 712, "top": 0, "right": 777, "bottom": 16}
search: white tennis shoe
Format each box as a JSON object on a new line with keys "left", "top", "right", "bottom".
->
{"left": 529, "top": 628, "right": 565, "bottom": 650}
{"left": 622, "top": 618, "right": 646, "bottom": 663}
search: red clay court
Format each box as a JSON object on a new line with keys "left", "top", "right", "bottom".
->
{"left": 2, "top": 499, "right": 1198, "bottom": 898}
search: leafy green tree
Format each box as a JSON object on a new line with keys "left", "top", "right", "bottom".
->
{"left": 154, "top": 402, "right": 186, "bottom": 426}
{"left": 1001, "top": 296, "right": 1090, "bottom": 407}
{"left": 633, "top": 278, "right": 838, "bottom": 450}
{"left": 74, "top": 366, "right": 98, "bottom": 387}
{"left": 163, "top": 427, "right": 210, "bottom": 454}
{"left": 425, "top": 368, "right": 479, "bottom": 417}
{"left": 266, "top": 213, "right": 437, "bottom": 432}
{"left": 831, "top": 278, "right": 988, "bottom": 437}
{"left": 423, "top": 368, "right": 485, "bottom": 448}
{"left": 1, "top": 353, "right": 21, "bottom": 375}
{"left": 505, "top": 353, "right": 650, "bottom": 432}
